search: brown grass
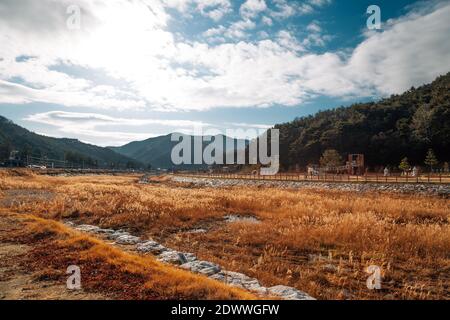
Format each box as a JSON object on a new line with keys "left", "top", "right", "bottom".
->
{"left": 1, "top": 169, "right": 449, "bottom": 300}
{"left": 0, "top": 212, "right": 255, "bottom": 300}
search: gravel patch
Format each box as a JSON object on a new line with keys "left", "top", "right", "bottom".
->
{"left": 173, "top": 176, "right": 449, "bottom": 197}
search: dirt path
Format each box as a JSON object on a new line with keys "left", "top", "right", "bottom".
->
{"left": 0, "top": 214, "right": 108, "bottom": 300}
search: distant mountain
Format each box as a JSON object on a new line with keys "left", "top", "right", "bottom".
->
{"left": 275, "top": 72, "right": 450, "bottom": 170}
{"left": 0, "top": 116, "right": 141, "bottom": 169}
{"left": 110, "top": 134, "right": 249, "bottom": 169}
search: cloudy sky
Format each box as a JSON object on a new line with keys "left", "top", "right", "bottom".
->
{"left": 0, "top": 0, "right": 449, "bottom": 146}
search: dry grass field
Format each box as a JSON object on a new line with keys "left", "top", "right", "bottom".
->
{"left": 1, "top": 169, "right": 449, "bottom": 300}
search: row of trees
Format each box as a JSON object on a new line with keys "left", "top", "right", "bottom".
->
{"left": 319, "top": 148, "right": 448, "bottom": 174}
{"left": 398, "top": 149, "right": 448, "bottom": 174}
{"left": 0, "top": 143, "right": 140, "bottom": 169}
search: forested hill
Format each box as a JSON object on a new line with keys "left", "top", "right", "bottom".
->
{"left": 0, "top": 116, "right": 141, "bottom": 169}
{"left": 110, "top": 134, "right": 249, "bottom": 170}
{"left": 275, "top": 72, "right": 450, "bottom": 170}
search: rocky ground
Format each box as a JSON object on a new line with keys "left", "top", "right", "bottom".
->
{"left": 68, "top": 222, "right": 315, "bottom": 300}
{"left": 173, "top": 176, "right": 450, "bottom": 197}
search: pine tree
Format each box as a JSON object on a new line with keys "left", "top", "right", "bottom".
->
{"left": 424, "top": 149, "right": 438, "bottom": 172}
{"left": 320, "top": 149, "right": 342, "bottom": 168}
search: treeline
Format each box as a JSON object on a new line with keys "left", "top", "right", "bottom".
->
{"left": 0, "top": 141, "right": 139, "bottom": 169}
{"left": 0, "top": 117, "right": 142, "bottom": 169}
{"left": 274, "top": 72, "right": 450, "bottom": 171}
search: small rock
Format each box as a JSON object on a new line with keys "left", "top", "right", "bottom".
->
{"left": 96, "top": 228, "right": 115, "bottom": 234}
{"left": 115, "top": 234, "right": 141, "bottom": 245}
{"left": 75, "top": 225, "right": 100, "bottom": 233}
{"left": 107, "top": 231, "right": 130, "bottom": 240}
{"left": 136, "top": 240, "right": 168, "bottom": 255}
{"left": 158, "top": 251, "right": 188, "bottom": 265}
{"left": 267, "top": 285, "right": 315, "bottom": 300}
{"left": 219, "top": 271, "right": 266, "bottom": 293}
{"left": 180, "top": 260, "right": 221, "bottom": 276}
{"left": 249, "top": 285, "right": 269, "bottom": 295}
{"left": 209, "top": 272, "right": 226, "bottom": 282}
{"left": 224, "top": 215, "right": 260, "bottom": 224}
{"left": 183, "top": 253, "right": 198, "bottom": 262}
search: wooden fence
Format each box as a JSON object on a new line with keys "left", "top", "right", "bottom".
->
{"left": 177, "top": 172, "right": 450, "bottom": 184}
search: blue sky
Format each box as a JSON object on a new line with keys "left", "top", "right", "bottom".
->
{"left": 0, "top": 0, "right": 449, "bottom": 146}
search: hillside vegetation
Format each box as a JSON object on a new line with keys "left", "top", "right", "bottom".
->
{"left": 0, "top": 116, "right": 140, "bottom": 168}
{"left": 111, "top": 134, "right": 248, "bottom": 169}
{"left": 276, "top": 72, "right": 450, "bottom": 170}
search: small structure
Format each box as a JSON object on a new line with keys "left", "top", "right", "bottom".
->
{"left": 411, "top": 166, "right": 418, "bottom": 177}
{"left": 307, "top": 165, "right": 320, "bottom": 176}
{"left": 347, "top": 154, "right": 365, "bottom": 175}
{"left": 6, "top": 150, "right": 22, "bottom": 167}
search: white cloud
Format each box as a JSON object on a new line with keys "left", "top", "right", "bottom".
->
{"left": 0, "top": 79, "right": 144, "bottom": 109}
{"left": 226, "top": 122, "right": 273, "bottom": 129}
{"left": 270, "top": 0, "right": 333, "bottom": 19}
{"left": 307, "top": 21, "right": 322, "bottom": 33}
{"left": 0, "top": 0, "right": 449, "bottom": 113}
{"left": 203, "top": 25, "right": 226, "bottom": 37}
{"left": 308, "top": 0, "right": 333, "bottom": 8}
{"left": 164, "top": 0, "right": 232, "bottom": 21}
{"left": 346, "top": 1, "right": 450, "bottom": 95}
{"left": 262, "top": 16, "right": 273, "bottom": 26}
{"left": 225, "top": 19, "right": 257, "bottom": 38}
{"left": 277, "top": 31, "right": 305, "bottom": 52}
{"left": 24, "top": 111, "right": 212, "bottom": 146}
{"left": 25, "top": 111, "right": 210, "bottom": 128}
{"left": 302, "top": 21, "right": 331, "bottom": 48}
{"left": 270, "top": 0, "right": 297, "bottom": 19}
{"left": 240, "top": 0, "right": 267, "bottom": 19}
{"left": 196, "top": 0, "right": 232, "bottom": 21}
{"left": 203, "top": 19, "right": 256, "bottom": 40}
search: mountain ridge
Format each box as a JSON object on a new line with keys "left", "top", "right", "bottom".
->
{"left": 110, "top": 133, "right": 249, "bottom": 169}
{"left": 0, "top": 116, "right": 141, "bottom": 168}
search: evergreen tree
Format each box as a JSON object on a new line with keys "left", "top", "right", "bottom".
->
{"left": 320, "top": 149, "right": 342, "bottom": 168}
{"left": 424, "top": 149, "right": 438, "bottom": 172}
{"left": 444, "top": 162, "right": 449, "bottom": 173}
